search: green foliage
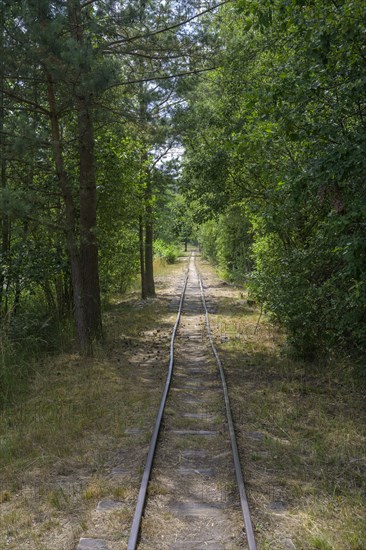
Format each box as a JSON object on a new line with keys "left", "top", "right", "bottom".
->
{"left": 96, "top": 129, "right": 141, "bottom": 294}
{"left": 153, "top": 239, "right": 180, "bottom": 264}
{"left": 216, "top": 206, "right": 253, "bottom": 283}
{"left": 155, "top": 192, "right": 196, "bottom": 246}
{"left": 182, "top": 0, "right": 366, "bottom": 361}
{"left": 198, "top": 206, "right": 253, "bottom": 284}
{"left": 2, "top": 0, "right": 365, "bottom": 364}
{"left": 197, "top": 220, "right": 219, "bottom": 264}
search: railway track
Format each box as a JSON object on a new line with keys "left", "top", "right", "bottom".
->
{"left": 128, "top": 252, "right": 256, "bottom": 550}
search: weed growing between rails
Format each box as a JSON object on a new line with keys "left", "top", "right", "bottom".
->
{"left": 0, "top": 258, "right": 188, "bottom": 550}
{"left": 197, "top": 257, "right": 366, "bottom": 550}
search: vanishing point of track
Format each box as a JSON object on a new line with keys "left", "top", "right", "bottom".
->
{"left": 127, "top": 252, "right": 256, "bottom": 550}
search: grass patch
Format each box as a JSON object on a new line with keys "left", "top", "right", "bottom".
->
{"left": 198, "top": 257, "right": 366, "bottom": 550}
{"left": 0, "top": 299, "right": 76, "bottom": 408}
{"left": 0, "top": 257, "right": 188, "bottom": 549}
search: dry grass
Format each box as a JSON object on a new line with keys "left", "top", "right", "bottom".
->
{"left": 0, "top": 257, "right": 187, "bottom": 550}
{"left": 198, "top": 257, "right": 366, "bottom": 550}
{"left": 2, "top": 252, "right": 364, "bottom": 549}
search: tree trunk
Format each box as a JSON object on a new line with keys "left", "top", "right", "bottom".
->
{"left": 145, "top": 218, "right": 155, "bottom": 297}
{"left": 0, "top": 135, "right": 8, "bottom": 318}
{"left": 144, "top": 177, "right": 155, "bottom": 297}
{"left": 68, "top": 0, "right": 103, "bottom": 350}
{"left": 54, "top": 270, "right": 73, "bottom": 319}
{"left": 0, "top": 8, "right": 9, "bottom": 318}
{"left": 55, "top": 274, "right": 64, "bottom": 318}
{"left": 46, "top": 72, "right": 87, "bottom": 350}
{"left": 64, "top": 268, "right": 73, "bottom": 314}
{"left": 76, "top": 93, "right": 103, "bottom": 345}
{"left": 43, "top": 281, "right": 56, "bottom": 311}
{"left": 139, "top": 215, "right": 147, "bottom": 299}
{"left": 11, "top": 278, "right": 21, "bottom": 318}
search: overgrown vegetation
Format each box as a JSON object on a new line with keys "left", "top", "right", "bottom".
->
{"left": 0, "top": 1, "right": 365, "bottom": 544}
{"left": 182, "top": 0, "right": 366, "bottom": 363}
{"left": 197, "top": 205, "right": 253, "bottom": 283}
{"left": 153, "top": 239, "right": 180, "bottom": 265}
{"left": 199, "top": 257, "right": 366, "bottom": 550}
{"left": 3, "top": 1, "right": 362, "bottom": 362}
{"left": 0, "top": 259, "right": 185, "bottom": 549}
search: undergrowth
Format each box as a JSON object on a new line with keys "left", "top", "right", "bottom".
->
{"left": 0, "top": 310, "right": 74, "bottom": 409}
{"left": 2, "top": 252, "right": 364, "bottom": 549}
{"left": 0, "top": 256, "right": 186, "bottom": 550}
{"left": 153, "top": 239, "right": 181, "bottom": 264}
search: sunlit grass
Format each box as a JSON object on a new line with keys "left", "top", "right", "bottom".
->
{"left": 198, "top": 257, "right": 366, "bottom": 550}
{"left": 0, "top": 255, "right": 188, "bottom": 549}
{"left": 2, "top": 252, "right": 364, "bottom": 548}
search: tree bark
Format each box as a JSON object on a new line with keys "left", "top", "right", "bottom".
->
{"left": 144, "top": 176, "right": 155, "bottom": 297}
{"left": 0, "top": 128, "right": 8, "bottom": 318}
{"left": 67, "top": 0, "right": 103, "bottom": 350}
{"left": 46, "top": 72, "right": 87, "bottom": 350}
{"left": 11, "top": 278, "right": 21, "bottom": 318}
{"left": 139, "top": 215, "right": 147, "bottom": 299}
{"left": 76, "top": 92, "right": 103, "bottom": 345}
{"left": 0, "top": 7, "right": 9, "bottom": 318}
{"left": 55, "top": 273, "right": 64, "bottom": 318}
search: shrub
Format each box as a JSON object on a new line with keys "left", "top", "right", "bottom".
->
{"left": 154, "top": 239, "right": 180, "bottom": 264}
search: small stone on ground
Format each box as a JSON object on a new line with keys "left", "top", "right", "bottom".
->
{"left": 96, "top": 499, "right": 124, "bottom": 511}
{"left": 76, "top": 539, "right": 109, "bottom": 550}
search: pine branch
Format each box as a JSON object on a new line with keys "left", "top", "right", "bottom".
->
{"left": 81, "top": 0, "right": 98, "bottom": 8}
{"left": 151, "top": 143, "right": 175, "bottom": 169}
{"left": 106, "top": 1, "right": 231, "bottom": 48}
{"left": 150, "top": 98, "right": 187, "bottom": 116}
{"left": 0, "top": 87, "right": 49, "bottom": 115}
{"left": 119, "top": 65, "right": 219, "bottom": 86}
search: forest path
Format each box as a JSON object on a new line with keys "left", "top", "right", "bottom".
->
{"left": 137, "top": 253, "right": 246, "bottom": 549}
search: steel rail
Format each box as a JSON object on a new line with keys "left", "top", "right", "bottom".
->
{"left": 127, "top": 256, "right": 191, "bottom": 550}
{"left": 196, "top": 255, "right": 257, "bottom": 550}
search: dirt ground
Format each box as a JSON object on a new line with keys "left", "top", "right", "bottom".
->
{"left": 137, "top": 253, "right": 246, "bottom": 550}
{"left": 0, "top": 251, "right": 365, "bottom": 549}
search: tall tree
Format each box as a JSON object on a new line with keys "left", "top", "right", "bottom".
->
{"left": 0, "top": 0, "right": 116, "bottom": 351}
{"left": 0, "top": 0, "right": 226, "bottom": 348}
{"left": 114, "top": 0, "right": 221, "bottom": 298}
{"left": 182, "top": 0, "right": 366, "bottom": 359}
{"left": 67, "top": 0, "right": 103, "bottom": 344}
{"left": 0, "top": 0, "right": 8, "bottom": 316}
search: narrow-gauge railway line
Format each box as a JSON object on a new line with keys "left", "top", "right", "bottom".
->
{"left": 128, "top": 252, "right": 256, "bottom": 550}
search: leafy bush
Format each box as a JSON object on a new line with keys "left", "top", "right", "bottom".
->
{"left": 183, "top": 0, "right": 366, "bottom": 364}
{"left": 248, "top": 222, "right": 366, "bottom": 361}
{"left": 197, "top": 220, "right": 219, "bottom": 264}
{"left": 198, "top": 207, "right": 253, "bottom": 283}
{"left": 153, "top": 239, "right": 180, "bottom": 264}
